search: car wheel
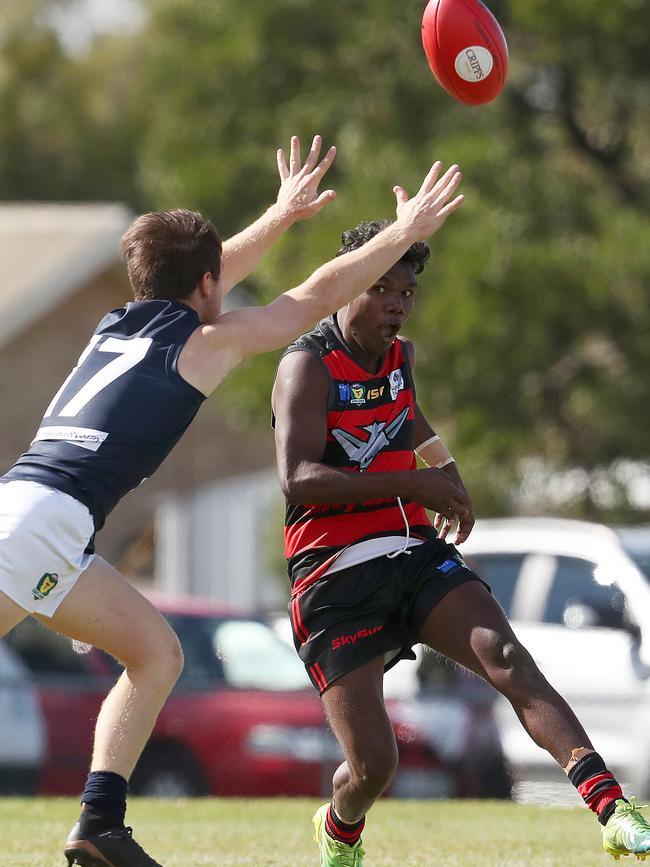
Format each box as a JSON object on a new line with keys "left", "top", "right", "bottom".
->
{"left": 130, "top": 744, "right": 207, "bottom": 797}
{"left": 473, "top": 751, "right": 513, "bottom": 799}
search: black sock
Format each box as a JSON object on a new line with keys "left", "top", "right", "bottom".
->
{"left": 567, "top": 752, "right": 626, "bottom": 826}
{"left": 80, "top": 770, "right": 128, "bottom": 828}
{"left": 326, "top": 803, "right": 365, "bottom": 846}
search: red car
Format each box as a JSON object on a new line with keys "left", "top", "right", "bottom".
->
{"left": 3, "top": 594, "right": 510, "bottom": 799}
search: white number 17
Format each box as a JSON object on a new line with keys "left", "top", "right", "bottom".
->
{"left": 45, "top": 336, "right": 152, "bottom": 419}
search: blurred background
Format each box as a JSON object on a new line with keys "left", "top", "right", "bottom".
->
{"left": 1, "top": 0, "right": 649, "bottom": 808}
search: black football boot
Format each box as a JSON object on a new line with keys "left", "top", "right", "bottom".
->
{"left": 64, "top": 819, "right": 164, "bottom": 867}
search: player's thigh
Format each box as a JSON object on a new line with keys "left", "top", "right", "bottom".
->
{"left": 321, "top": 656, "right": 397, "bottom": 772}
{"left": 35, "top": 556, "right": 182, "bottom": 672}
{"left": 0, "top": 588, "right": 29, "bottom": 637}
{"left": 416, "top": 579, "right": 521, "bottom": 678}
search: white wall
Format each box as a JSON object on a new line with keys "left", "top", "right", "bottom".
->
{"left": 155, "top": 469, "right": 287, "bottom": 610}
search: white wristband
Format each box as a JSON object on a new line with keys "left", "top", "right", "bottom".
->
{"left": 415, "top": 434, "right": 455, "bottom": 469}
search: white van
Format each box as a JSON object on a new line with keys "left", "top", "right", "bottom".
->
{"left": 459, "top": 517, "right": 650, "bottom": 796}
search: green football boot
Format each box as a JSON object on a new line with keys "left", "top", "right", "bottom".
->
{"left": 312, "top": 804, "right": 366, "bottom": 866}
{"left": 602, "top": 799, "right": 650, "bottom": 861}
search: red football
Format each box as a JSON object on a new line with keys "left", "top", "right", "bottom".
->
{"left": 421, "top": 0, "right": 509, "bottom": 106}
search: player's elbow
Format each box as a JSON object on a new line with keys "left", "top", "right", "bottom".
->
{"left": 278, "top": 464, "right": 317, "bottom": 503}
{"left": 280, "top": 472, "right": 304, "bottom": 502}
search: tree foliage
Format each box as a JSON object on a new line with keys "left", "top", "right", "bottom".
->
{"left": 3, "top": 0, "right": 649, "bottom": 519}
{"left": 0, "top": 0, "right": 144, "bottom": 204}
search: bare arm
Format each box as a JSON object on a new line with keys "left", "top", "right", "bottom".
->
{"left": 187, "top": 160, "right": 464, "bottom": 395}
{"left": 219, "top": 135, "right": 337, "bottom": 293}
{"left": 272, "top": 351, "right": 471, "bottom": 517}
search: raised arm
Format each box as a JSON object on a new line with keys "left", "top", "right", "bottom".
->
{"left": 219, "top": 135, "right": 337, "bottom": 293}
{"left": 184, "top": 160, "right": 464, "bottom": 395}
{"left": 272, "top": 350, "right": 471, "bottom": 519}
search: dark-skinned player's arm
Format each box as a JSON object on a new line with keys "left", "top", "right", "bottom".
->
{"left": 272, "top": 349, "right": 472, "bottom": 519}
{"left": 401, "top": 337, "right": 475, "bottom": 544}
{"left": 219, "top": 135, "right": 337, "bottom": 294}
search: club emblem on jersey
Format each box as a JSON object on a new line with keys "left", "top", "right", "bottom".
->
{"left": 32, "top": 572, "right": 59, "bottom": 600}
{"left": 388, "top": 368, "right": 405, "bottom": 401}
{"left": 350, "top": 384, "right": 366, "bottom": 405}
{"left": 331, "top": 407, "right": 410, "bottom": 471}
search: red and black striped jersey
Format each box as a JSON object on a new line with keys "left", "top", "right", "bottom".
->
{"left": 279, "top": 315, "right": 436, "bottom": 593}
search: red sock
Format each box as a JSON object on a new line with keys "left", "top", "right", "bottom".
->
{"left": 568, "top": 752, "right": 625, "bottom": 826}
{"left": 325, "top": 804, "right": 365, "bottom": 846}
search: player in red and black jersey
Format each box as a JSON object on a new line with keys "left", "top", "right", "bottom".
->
{"left": 272, "top": 219, "right": 650, "bottom": 865}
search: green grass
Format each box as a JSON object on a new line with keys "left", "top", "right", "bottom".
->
{"left": 0, "top": 797, "right": 613, "bottom": 867}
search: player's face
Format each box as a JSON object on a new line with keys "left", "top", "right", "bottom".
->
{"left": 341, "top": 261, "right": 417, "bottom": 359}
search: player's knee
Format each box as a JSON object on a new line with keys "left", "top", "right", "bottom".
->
{"left": 122, "top": 621, "right": 184, "bottom": 688}
{"left": 489, "top": 639, "right": 542, "bottom": 697}
{"left": 155, "top": 627, "right": 184, "bottom": 687}
{"left": 352, "top": 738, "right": 399, "bottom": 795}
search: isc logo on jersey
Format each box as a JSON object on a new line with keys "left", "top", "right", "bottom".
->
{"left": 345, "top": 384, "right": 386, "bottom": 406}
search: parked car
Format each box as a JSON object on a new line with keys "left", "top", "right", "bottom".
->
{"left": 0, "top": 640, "right": 46, "bottom": 794}
{"left": 458, "top": 517, "right": 650, "bottom": 796}
{"left": 3, "top": 593, "right": 508, "bottom": 799}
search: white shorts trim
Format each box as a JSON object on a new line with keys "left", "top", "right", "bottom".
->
{"left": 323, "top": 535, "right": 424, "bottom": 577}
{"left": 0, "top": 480, "right": 95, "bottom": 617}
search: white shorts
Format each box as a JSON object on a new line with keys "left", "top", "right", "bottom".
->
{"left": 0, "top": 480, "right": 95, "bottom": 617}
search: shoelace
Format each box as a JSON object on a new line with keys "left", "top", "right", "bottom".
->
{"left": 331, "top": 845, "right": 366, "bottom": 867}
{"left": 619, "top": 799, "right": 650, "bottom": 828}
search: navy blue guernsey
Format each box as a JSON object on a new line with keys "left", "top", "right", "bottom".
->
{"left": 4, "top": 300, "right": 205, "bottom": 538}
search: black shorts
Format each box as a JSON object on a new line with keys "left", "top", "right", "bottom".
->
{"left": 288, "top": 539, "right": 489, "bottom": 695}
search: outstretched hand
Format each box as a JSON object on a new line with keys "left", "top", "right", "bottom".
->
{"left": 275, "top": 135, "right": 337, "bottom": 224}
{"left": 393, "top": 161, "right": 464, "bottom": 240}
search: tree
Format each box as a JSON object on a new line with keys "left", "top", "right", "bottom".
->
{"left": 4, "top": 0, "right": 648, "bottom": 519}
{"left": 0, "top": 0, "right": 144, "bottom": 205}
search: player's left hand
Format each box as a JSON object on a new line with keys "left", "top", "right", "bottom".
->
{"left": 275, "top": 135, "right": 337, "bottom": 223}
{"left": 434, "top": 507, "right": 475, "bottom": 545}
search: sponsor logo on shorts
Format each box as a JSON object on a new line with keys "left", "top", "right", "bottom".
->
{"left": 437, "top": 557, "right": 467, "bottom": 575}
{"left": 32, "top": 572, "right": 59, "bottom": 600}
{"left": 331, "top": 624, "right": 384, "bottom": 650}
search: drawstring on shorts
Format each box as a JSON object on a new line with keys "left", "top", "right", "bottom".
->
{"left": 386, "top": 497, "right": 412, "bottom": 559}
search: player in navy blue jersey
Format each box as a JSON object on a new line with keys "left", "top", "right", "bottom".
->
{"left": 0, "top": 139, "right": 465, "bottom": 867}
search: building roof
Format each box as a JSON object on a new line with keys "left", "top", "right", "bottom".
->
{"left": 0, "top": 202, "right": 133, "bottom": 347}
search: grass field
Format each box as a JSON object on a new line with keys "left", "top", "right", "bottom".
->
{"left": 0, "top": 797, "right": 616, "bottom": 867}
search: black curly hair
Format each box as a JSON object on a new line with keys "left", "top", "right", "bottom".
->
{"left": 336, "top": 219, "right": 430, "bottom": 275}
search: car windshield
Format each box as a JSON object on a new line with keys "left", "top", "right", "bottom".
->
{"left": 169, "top": 614, "right": 309, "bottom": 692}
{"left": 212, "top": 619, "right": 309, "bottom": 691}
{"left": 628, "top": 551, "right": 650, "bottom": 581}
{"left": 616, "top": 529, "right": 650, "bottom": 583}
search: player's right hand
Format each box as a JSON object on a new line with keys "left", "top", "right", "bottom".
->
{"left": 275, "top": 134, "right": 337, "bottom": 224}
{"left": 393, "top": 162, "right": 464, "bottom": 241}
{"left": 407, "top": 467, "right": 471, "bottom": 523}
